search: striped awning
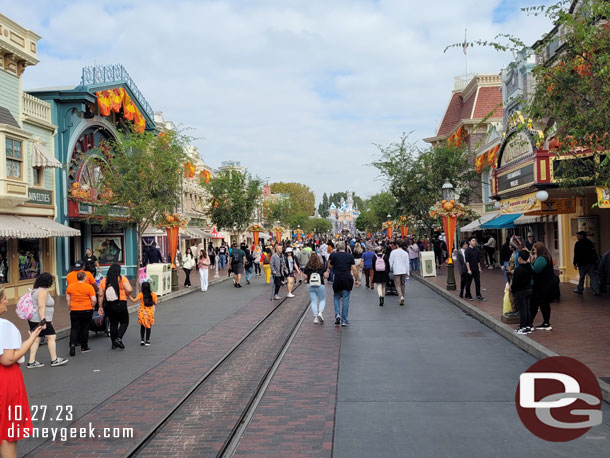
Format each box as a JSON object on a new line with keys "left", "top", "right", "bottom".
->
{"left": 32, "top": 142, "right": 62, "bottom": 168}
{"left": 182, "top": 227, "right": 212, "bottom": 238}
{"left": 0, "top": 215, "right": 80, "bottom": 238}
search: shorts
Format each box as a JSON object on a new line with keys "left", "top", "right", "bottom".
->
{"left": 28, "top": 320, "right": 56, "bottom": 337}
{"left": 233, "top": 263, "right": 244, "bottom": 275}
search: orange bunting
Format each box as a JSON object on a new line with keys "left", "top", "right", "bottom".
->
{"left": 95, "top": 87, "right": 147, "bottom": 132}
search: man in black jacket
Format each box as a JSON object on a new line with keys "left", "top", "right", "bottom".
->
{"left": 454, "top": 240, "right": 469, "bottom": 299}
{"left": 573, "top": 231, "right": 600, "bottom": 296}
{"left": 511, "top": 250, "right": 533, "bottom": 334}
{"left": 464, "top": 236, "right": 485, "bottom": 301}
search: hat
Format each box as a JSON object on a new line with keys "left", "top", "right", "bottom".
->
{"left": 576, "top": 230, "right": 588, "bottom": 236}
{"left": 74, "top": 260, "right": 84, "bottom": 269}
{"left": 285, "top": 247, "right": 293, "bottom": 253}
{"left": 527, "top": 232, "right": 534, "bottom": 237}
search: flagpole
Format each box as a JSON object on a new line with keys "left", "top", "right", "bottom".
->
{"left": 464, "top": 28, "right": 468, "bottom": 75}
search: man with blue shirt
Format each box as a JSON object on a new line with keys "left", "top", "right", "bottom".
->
{"left": 361, "top": 244, "right": 376, "bottom": 289}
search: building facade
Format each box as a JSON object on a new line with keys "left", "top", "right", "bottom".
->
{"left": 327, "top": 189, "right": 359, "bottom": 235}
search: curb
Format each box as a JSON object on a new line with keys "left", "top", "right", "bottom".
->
{"left": 413, "top": 274, "right": 610, "bottom": 404}
{"left": 53, "top": 274, "right": 232, "bottom": 342}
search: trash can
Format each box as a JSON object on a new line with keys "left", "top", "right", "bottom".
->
{"left": 420, "top": 251, "right": 437, "bottom": 277}
{"left": 147, "top": 263, "right": 171, "bottom": 295}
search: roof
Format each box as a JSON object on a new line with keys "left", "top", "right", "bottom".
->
{"left": 0, "top": 106, "right": 20, "bottom": 129}
{"left": 434, "top": 77, "right": 503, "bottom": 139}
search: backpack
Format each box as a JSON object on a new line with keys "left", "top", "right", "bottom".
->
{"left": 16, "top": 289, "right": 35, "bottom": 320}
{"left": 309, "top": 272, "right": 322, "bottom": 286}
{"left": 232, "top": 250, "right": 242, "bottom": 263}
{"left": 105, "top": 278, "right": 120, "bottom": 302}
{"left": 375, "top": 254, "right": 386, "bottom": 272}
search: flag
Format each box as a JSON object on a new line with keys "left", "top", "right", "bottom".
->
{"left": 462, "top": 28, "right": 468, "bottom": 55}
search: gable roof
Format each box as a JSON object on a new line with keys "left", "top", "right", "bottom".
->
{"left": 0, "top": 106, "right": 19, "bottom": 129}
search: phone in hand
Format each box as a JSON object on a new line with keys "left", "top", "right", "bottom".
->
{"left": 38, "top": 319, "right": 47, "bottom": 329}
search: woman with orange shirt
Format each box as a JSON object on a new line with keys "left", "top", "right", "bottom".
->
{"left": 128, "top": 281, "right": 157, "bottom": 346}
{"left": 66, "top": 271, "right": 97, "bottom": 356}
{"left": 98, "top": 263, "right": 132, "bottom": 350}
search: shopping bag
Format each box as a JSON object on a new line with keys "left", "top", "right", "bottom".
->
{"left": 502, "top": 283, "right": 513, "bottom": 315}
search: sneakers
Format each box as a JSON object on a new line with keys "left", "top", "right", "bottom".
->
{"left": 81, "top": 346, "right": 91, "bottom": 353}
{"left": 514, "top": 328, "right": 528, "bottom": 335}
{"left": 140, "top": 340, "right": 145, "bottom": 346}
{"left": 317, "top": 312, "right": 324, "bottom": 322}
{"left": 26, "top": 361, "right": 44, "bottom": 369}
{"left": 287, "top": 293, "right": 295, "bottom": 298}
{"left": 335, "top": 315, "right": 341, "bottom": 326}
{"left": 399, "top": 297, "right": 405, "bottom": 306}
{"left": 145, "top": 341, "right": 151, "bottom": 346}
{"left": 246, "top": 280, "right": 250, "bottom": 285}
{"left": 535, "top": 323, "right": 553, "bottom": 331}
{"left": 273, "top": 294, "right": 282, "bottom": 300}
{"left": 476, "top": 296, "right": 487, "bottom": 301}
{"left": 313, "top": 316, "right": 320, "bottom": 324}
{"left": 465, "top": 296, "right": 474, "bottom": 301}
{"left": 50, "top": 357, "right": 68, "bottom": 367}
{"left": 341, "top": 320, "right": 350, "bottom": 326}
{"left": 379, "top": 297, "right": 384, "bottom": 306}
{"left": 69, "top": 345, "right": 76, "bottom": 357}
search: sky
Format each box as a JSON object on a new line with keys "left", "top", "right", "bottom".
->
{"left": 4, "top": 0, "right": 552, "bottom": 204}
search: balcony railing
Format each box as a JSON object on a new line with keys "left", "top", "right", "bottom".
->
{"left": 22, "top": 93, "right": 52, "bottom": 124}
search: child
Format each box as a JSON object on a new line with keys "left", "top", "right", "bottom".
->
{"left": 129, "top": 282, "right": 157, "bottom": 346}
{"left": 511, "top": 250, "right": 533, "bottom": 335}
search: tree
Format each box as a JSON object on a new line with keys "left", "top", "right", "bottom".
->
{"left": 309, "top": 217, "right": 332, "bottom": 235}
{"left": 95, "top": 129, "right": 189, "bottom": 269}
{"left": 265, "top": 196, "right": 292, "bottom": 226}
{"left": 203, "top": 169, "right": 262, "bottom": 235}
{"left": 356, "top": 192, "right": 397, "bottom": 232}
{"left": 269, "top": 182, "right": 315, "bottom": 215}
{"left": 372, "top": 133, "right": 479, "bottom": 232}
{"left": 317, "top": 192, "right": 330, "bottom": 217}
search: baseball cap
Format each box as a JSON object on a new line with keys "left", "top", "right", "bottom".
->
{"left": 285, "top": 247, "right": 293, "bottom": 253}
{"left": 74, "top": 260, "right": 84, "bottom": 269}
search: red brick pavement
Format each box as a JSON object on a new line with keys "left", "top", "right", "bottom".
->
{"left": 426, "top": 266, "right": 610, "bottom": 378}
{"left": 26, "top": 281, "right": 279, "bottom": 458}
{"left": 234, "top": 285, "right": 341, "bottom": 458}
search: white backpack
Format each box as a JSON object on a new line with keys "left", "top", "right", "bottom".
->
{"left": 105, "top": 279, "right": 119, "bottom": 302}
{"left": 309, "top": 272, "right": 322, "bottom": 287}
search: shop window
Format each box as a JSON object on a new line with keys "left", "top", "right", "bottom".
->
{"left": 6, "top": 138, "right": 23, "bottom": 180}
{"left": 32, "top": 167, "right": 43, "bottom": 186}
{"left": 18, "top": 239, "right": 41, "bottom": 280}
{"left": 0, "top": 239, "right": 8, "bottom": 284}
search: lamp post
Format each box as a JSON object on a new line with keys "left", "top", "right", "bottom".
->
{"left": 441, "top": 180, "right": 457, "bottom": 291}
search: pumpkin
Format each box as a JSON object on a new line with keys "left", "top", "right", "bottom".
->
{"left": 443, "top": 202, "right": 454, "bottom": 211}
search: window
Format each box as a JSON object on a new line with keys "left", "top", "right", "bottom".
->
{"left": 32, "top": 167, "right": 43, "bottom": 186}
{"left": 6, "top": 138, "right": 23, "bottom": 179}
{"left": 0, "top": 239, "right": 8, "bottom": 284}
{"left": 18, "top": 239, "right": 41, "bottom": 280}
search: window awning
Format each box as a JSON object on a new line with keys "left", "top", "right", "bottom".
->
{"left": 481, "top": 213, "right": 523, "bottom": 229}
{"left": 181, "top": 227, "right": 213, "bottom": 239}
{"left": 460, "top": 212, "right": 499, "bottom": 233}
{"left": 0, "top": 215, "right": 80, "bottom": 238}
{"left": 514, "top": 214, "right": 557, "bottom": 225}
{"left": 32, "top": 142, "right": 62, "bottom": 168}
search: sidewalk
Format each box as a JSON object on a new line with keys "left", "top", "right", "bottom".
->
{"left": 423, "top": 266, "right": 610, "bottom": 380}
{"left": 6, "top": 265, "right": 231, "bottom": 339}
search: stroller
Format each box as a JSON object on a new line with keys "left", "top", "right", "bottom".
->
{"left": 386, "top": 272, "right": 398, "bottom": 295}
{"left": 90, "top": 306, "right": 110, "bottom": 336}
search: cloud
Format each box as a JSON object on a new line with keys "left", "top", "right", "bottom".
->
{"left": 5, "top": 0, "right": 552, "bottom": 203}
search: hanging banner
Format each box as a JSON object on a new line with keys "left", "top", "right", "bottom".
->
{"left": 442, "top": 216, "right": 457, "bottom": 265}
{"left": 166, "top": 226, "right": 179, "bottom": 268}
{"left": 597, "top": 187, "right": 610, "bottom": 208}
{"left": 498, "top": 192, "right": 541, "bottom": 214}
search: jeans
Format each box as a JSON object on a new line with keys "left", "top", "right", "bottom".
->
{"left": 409, "top": 257, "right": 419, "bottom": 272}
{"left": 106, "top": 300, "right": 129, "bottom": 343}
{"left": 513, "top": 289, "right": 532, "bottom": 329}
{"left": 577, "top": 264, "right": 600, "bottom": 294}
{"left": 245, "top": 266, "right": 253, "bottom": 283}
{"left": 307, "top": 284, "right": 326, "bottom": 316}
{"left": 465, "top": 270, "right": 482, "bottom": 298}
{"left": 334, "top": 289, "right": 351, "bottom": 323}
{"left": 329, "top": 268, "right": 335, "bottom": 282}
{"left": 183, "top": 268, "right": 192, "bottom": 287}
{"left": 254, "top": 262, "right": 261, "bottom": 275}
{"left": 218, "top": 254, "right": 226, "bottom": 270}
{"left": 69, "top": 310, "right": 93, "bottom": 347}
{"left": 273, "top": 275, "right": 282, "bottom": 295}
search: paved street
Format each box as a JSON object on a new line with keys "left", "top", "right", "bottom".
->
{"left": 17, "top": 274, "right": 610, "bottom": 457}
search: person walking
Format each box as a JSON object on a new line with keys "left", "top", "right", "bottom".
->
{"left": 198, "top": 251, "right": 210, "bottom": 292}
{"left": 98, "top": 263, "right": 133, "bottom": 350}
{"left": 361, "top": 244, "right": 375, "bottom": 289}
{"left": 407, "top": 239, "right": 420, "bottom": 273}
{"left": 262, "top": 248, "right": 272, "bottom": 284}
{"left": 243, "top": 243, "right": 254, "bottom": 285}
{"left": 531, "top": 242, "right": 556, "bottom": 331}
{"left": 573, "top": 231, "right": 600, "bottom": 296}
{"left": 83, "top": 248, "right": 100, "bottom": 278}
{"left": 182, "top": 247, "right": 195, "bottom": 288}
{"left": 484, "top": 234, "right": 497, "bottom": 269}
{"left": 284, "top": 248, "right": 300, "bottom": 297}
{"left": 0, "top": 288, "right": 44, "bottom": 457}
{"left": 66, "top": 271, "right": 97, "bottom": 356}
{"left": 230, "top": 243, "right": 246, "bottom": 287}
{"left": 464, "top": 236, "right": 485, "bottom": 301}
{"left": 454, "top": 240, "right": 469, "bottom": 298}
{"left": 253, "top": 244, "right": 262, "bottom": 277}
{"left": 352, "top": 241, "right": 363, "bottom": 280}
{"left": 128, "top": 281, "right": 157, "bottom": 346}
{"left": 147, "top": 241, "right": 163, "bottom": 264}
{"left": 599, "top": 250, "right": 610, "bottom": 300}
{"left": 270, "top": 245, "right": 285, "bottom": 300}
{"left": 218, "top": 243, "right": 227, "bottom": 270}
{"left": 389, "top": 240, "right": 410, "bottom": 306}
{"left": 26, "top": 273, "right": 68, "bottom": 368}
{"left": 511, "top": 250, "right": 534, "bottom": 334}
{"left": 372, "top": 246, "right": 390, "bottom": 306}
{"left": 304, "top": 253, "right": 326, "bottom": 323}
{"left": 326, "top": 241, "right": 359, "bottom": 326}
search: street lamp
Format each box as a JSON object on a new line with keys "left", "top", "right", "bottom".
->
{"left": 441, "top": 180, "right": 457, "bottom": 291}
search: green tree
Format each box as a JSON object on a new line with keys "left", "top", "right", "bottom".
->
{"left": 203, "top": 169, "right": 263, "bottom": 235}
{"left": 318, "top": 192, "right": 330, "bottom": 218}
{"left": 265, "top": 196, "right": 292, "bottom": 226}
{"left": 309, "top": 217, "right": 332, "bottom": 235}
{"left": 95, "top": 129, "right": 189, "bottom": 269}
{"left": 269, "top": 182, "right": 315, "bottom": 215}
{"left": 356, "top": 192, "right": 397, "bottom": 232}
{"left": 372, "top": 133, "right": 479, "bottom": 232}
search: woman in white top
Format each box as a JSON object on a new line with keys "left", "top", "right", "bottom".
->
{"left": 182, "top": 248, "right": 196, "bottom": 288}
{"left": 0, "top": 287, "right": 43, "bottom": 457}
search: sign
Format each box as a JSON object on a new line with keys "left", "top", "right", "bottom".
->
{"left": 500, "top": 131, "right": 535, "bottom": 167}
{"left": 484, "top": 202, "right": 497, "bottom": 212}
{"left": 597, "top": 187, "right": 610, "bottom": 208}
{"left": 536, "top": 198, "right": 575, "bottom": 215}
{"left": 497, "top": 163, "right": 535, "bottom": 193}
{"left": 499, "top": 192, "right": 540, "bottom": 214}
{"left": 27, "top": 189, "right": 53, "bottom": 206}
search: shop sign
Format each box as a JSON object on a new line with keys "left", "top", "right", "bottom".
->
{"left": 497, "top": 163, "right": 535, "bottom": 193}
{"left": 597, "top": 187, "right": 610, "bottom": 208}
{"left": 500, "top": 131, "right": 535, "bottom": 167}
{"left": 529, "top": 198, "right": 576, "bottom": 215}
{"left": 27, "top": 189, "right": 53, "bottom": 206}
{"left": 499, "top": 192, "right": 540, "bottom": 214}
{"left": 108, "top": 206, "right": 129, "bottom": 217}
{"left": 485, "top": 202, "right": 497, "bottom": 212}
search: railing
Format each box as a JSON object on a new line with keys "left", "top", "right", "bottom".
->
{"left": 22, "top": 93, "right": 52, "bottom": 124}
{"left": 79, "top": 64, "right": 154, "bottom": 118}
{"left": 454, "top": 74, "right": 475, "bottom": 91}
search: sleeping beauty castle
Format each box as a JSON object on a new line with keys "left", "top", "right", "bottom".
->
{"left": 327, "top": 189, "right": 360, "bottom": 234}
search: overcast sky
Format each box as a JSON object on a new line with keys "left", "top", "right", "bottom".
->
{"left": 6, "top": 0, "right": 551, "bottom": 203}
